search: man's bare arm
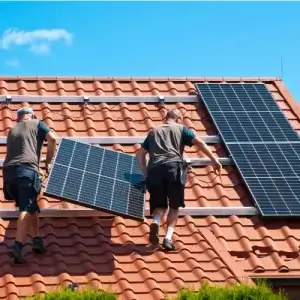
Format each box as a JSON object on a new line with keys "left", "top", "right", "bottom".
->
{"left": 192, "top": 136, "right": 219, "bottom": 164}
{"left": 136, "top": 147, "right": 148, "bottom": 177}
{"left": 45, "top": 131, "right": 57, "bottom": 168}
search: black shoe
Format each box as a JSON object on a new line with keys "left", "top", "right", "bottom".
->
{"left": 32, "top": 237, "right": 47, "bottom": 254}
{"left": 149, "top": 223, "right": 159, "bottom": 245}
{"left": 8, "top": 243, "right": 27, "bottom": 264}
{"left": 162, "top": 238, "right": 176, "bottom": 251}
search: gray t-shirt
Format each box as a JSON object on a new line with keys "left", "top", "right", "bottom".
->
{"left": 141, "top": 123, "right": 196, "bottom": 171}
{"left": 3, "top": 119, "right": 51, "bottom": 173}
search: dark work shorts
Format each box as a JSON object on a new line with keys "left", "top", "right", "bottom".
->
{"left": 3, "top": 165, "right": 42, "bottom": 214}
{"left": 146, "top": 162, "right": 187, "bottom": 215}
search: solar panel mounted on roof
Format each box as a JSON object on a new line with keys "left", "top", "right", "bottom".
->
{"left": 195, "top": 83, "right": 300, "bottom": 143}
{"left": 195, "top": 83, "right": 300, "bottom": 217}
{"left": 228, "top": 142, "right": 300, "bottom": 216}
{"left": 44, "top": 138, "right": 146, "bottom": 221}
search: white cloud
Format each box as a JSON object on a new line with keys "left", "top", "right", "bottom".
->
{"left": 0, "top": 28, "right": 73, "bottom": 55}
{"left": 5, "top": 59, "right": 20, "bottom": 68}
{"left": 30, "top": 43, "right": 50, "bottom": 55}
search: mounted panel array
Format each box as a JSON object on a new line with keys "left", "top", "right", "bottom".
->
{"left": 195, "top": 83, "right": 300, "bottom": 217}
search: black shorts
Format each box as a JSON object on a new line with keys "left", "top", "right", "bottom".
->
{"left": 3, "top": 165, "right": 41, "bottom": 214}
{"left": 146, "top": 162, "right": 187, "bottom": 214}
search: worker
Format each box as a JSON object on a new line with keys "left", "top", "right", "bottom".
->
{"left": 3, "top": 107, "right": 57, "bottom": 264}
{"left": 136, "top": 108, "right": 222, "bottom": 251}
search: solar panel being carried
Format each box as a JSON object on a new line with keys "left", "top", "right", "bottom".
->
{"left": 195, "top": 83, "right": 300, "bottom": 217}
{"left": 44, "top": 138, "right": 146, "bottom": 221}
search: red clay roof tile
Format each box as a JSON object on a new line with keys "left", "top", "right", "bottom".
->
{"left": 0, "top": 77, "right": 299, "bottom": 299}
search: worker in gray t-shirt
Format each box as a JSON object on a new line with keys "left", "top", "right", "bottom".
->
{"left": 136, "top": 108, "right": 222, "bottom": 251}
{"left": 3, "top": 107, "right": 57, "bottom": 264}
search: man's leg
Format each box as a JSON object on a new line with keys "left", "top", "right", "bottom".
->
{"left": 147, "top": 167, "right": 167, "bottom": 245}
{"left": 163, "top": 164, "right": 186, "bottom": 251}
{"left": 149, "top": 207, "right": 167, "bottom": 245}
{"left": 30, "top": 212, "right": 46, "bottom": 254}
{"left": 9, "top": 177, "right": 45, "bottom": 263}
{"left": 9, "top": 210, "right": 32, "bottom": 263}
{"left": 162, "top": 207, "right": 180, "bottom": 251}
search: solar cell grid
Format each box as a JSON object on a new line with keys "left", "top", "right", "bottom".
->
{"left": 211, "top": 111, "right": 300, "bottom": 143}
{"left": 44, "top": 138, "right": 146, "bottom": 221}
{"left": 197, "top": 83, "right": 281, "bottom": 112}
{"left": 227, "top": 143, "right": 300, "bottom": 179}
{"left": 246, "top": 177, "right": 300, "bottom": 216}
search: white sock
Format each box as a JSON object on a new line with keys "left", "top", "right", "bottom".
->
{"left": 153, "top": 214, "right": 161, "bottom": 226}
{"left": 165, "top": 227, "right": 174, "bottom": 241}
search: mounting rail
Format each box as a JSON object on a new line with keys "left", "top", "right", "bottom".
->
{"left": 0, "top": 206, "right": 258, "bottom": 219}
{"left": 1, "top": 95, "right": 198, "bottom": 103}
{"left": 0, "top": 157, "right": 233, "bottom": 168}
{"left": 0, "top": 135, "right": 221, "bottom": 145}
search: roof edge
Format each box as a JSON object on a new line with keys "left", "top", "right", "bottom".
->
{"left": 274, "top": 80, "right": 300, "bottom": 122}
{"left": 0, "top": 76, "right": 282, "bottom": 82}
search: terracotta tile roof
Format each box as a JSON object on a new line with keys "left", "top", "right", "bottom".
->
{"left": 0, "top": 76, "right": 299, "bottom": 299}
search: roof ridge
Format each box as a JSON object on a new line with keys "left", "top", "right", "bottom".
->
{"left": 0, "top": 76, "right": 282, "bottom": 82}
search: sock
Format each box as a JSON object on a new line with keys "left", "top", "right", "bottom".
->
{"left": 165, "top": 227, "right": 174, "bottom": 241}
{"left": 153, "top": 214, "right": 161, "bottom": 226}
{"left": 15, "top": 241, "right": 23, "bottom": 250}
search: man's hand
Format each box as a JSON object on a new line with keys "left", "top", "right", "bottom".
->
{"left": 211, "top": 158, "right": 222, "bottom": 176}
{"left": 41, "top": 157, "right": 52, "bottom": 175}
{"left": 45, "top": 162, "right": 52, "bottom": 175}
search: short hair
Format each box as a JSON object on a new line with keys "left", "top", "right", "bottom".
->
{"left": 165, "top": 108, "right": 181, "bottom": 121}
{"left": 17, "top": 107, "right": 35, "bottom": 119}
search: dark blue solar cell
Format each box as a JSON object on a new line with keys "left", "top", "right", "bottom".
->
{"left": 79, "top": 172, "right": 99, "bottom": 205}
{"left": 115, "top": 154, "right": 133, "bottom": 182}
{"left": 127, "top": 183, "right": 145, "bottom": 219}
{"left": 55, "top": 138, "right": 76, "bottom": 166}
{"left": 85, "top": 146, "right": 104, "bottom": 174}
{"left": 45, "top": 164, "right": 68, "bottom": 196}
{"left": 62, "top": 168, "right": 83, "bottom": 201}
{"left": 95, "top": 176, "right": 114, "bottom": 210}
{"left": 101, "top": 150, "right": 118, "bottom": 177}
{"left": 285, "top": 177, "right": 300, "bottom": 208}
{"left": 247, "top": 84, "right": 281, "bottom": 111}
{"left": 196, "top": 83, "right": 232, "bottom": 112}
{"left": 245, "top": 177, "right": 288, "bottom": 216}
{"left": 70, "top": 142, "right": 90, "bottom": 170}
{"left": 271, "top": 112, "right": 300, "bottom": 142}
{"left": 282, "top": 143, "right": 300, "bottom": 175}
{"left": 111, "top": 181, "right": 130, "bottom": 214}
{"left": 220, "top": 84, "right": 245, "bottom": 111}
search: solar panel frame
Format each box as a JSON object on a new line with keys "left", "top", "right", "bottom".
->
{"left": 195, "top": 83, "right": 300, "bottom": 217}
{"left": 44, "top": 138, "right": 147, "bottom": 221}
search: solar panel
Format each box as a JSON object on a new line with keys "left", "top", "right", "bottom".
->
{"left": 195, "top": 83, "right": 300, "bottom": 217}
{"left": 44, "top": 138, "right": 146, "bottom": 221}
{"left": 227, "top": 143, "right": 300, "bottom": 180}
{"left": 228, "top": 142, "right": 300, "bottom": 216}
{"left": 196, "top": 83, "right": 300, "bottom": 143}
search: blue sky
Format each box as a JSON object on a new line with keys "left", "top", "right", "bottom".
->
{"left": 0, "top": 1, "right": 300, "bottom": 102}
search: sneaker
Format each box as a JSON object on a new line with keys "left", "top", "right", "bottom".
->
{"left": 162, "top": 238, "right": 176, "bottom": 251}
{"left": 149, "top": 223, "right": 159, "bottom": 245}
{"left": 32, "top": 237, "right": 47, "bottom": 254}
{"left": 8, "top": 243, "right": 27, "bottom": 264}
